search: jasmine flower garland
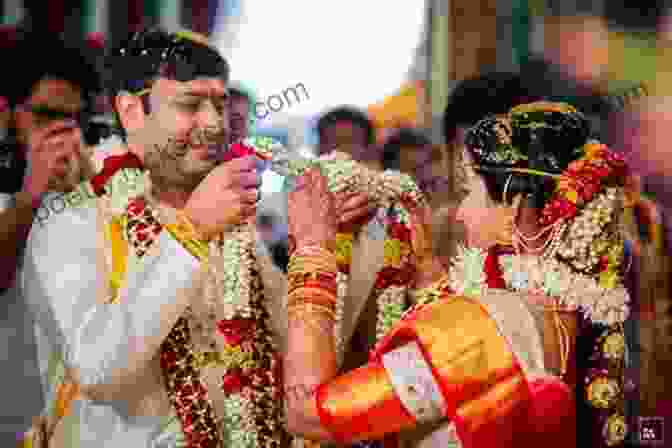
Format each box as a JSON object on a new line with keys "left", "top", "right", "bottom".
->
{"left": 446, "top": 246, "right": 630, "bottom": 326}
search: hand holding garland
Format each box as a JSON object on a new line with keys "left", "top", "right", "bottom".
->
{"left": 285, "top": 169, "right": 340, "bottom": 440}
{"left": 403, "top": 199, "right": 448, "bottom": 290}
{"left": 181, "top": 155, "right": 260, "bottom": 240}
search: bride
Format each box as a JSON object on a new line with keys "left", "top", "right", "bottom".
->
{"left": 281, "top": 101, "right": 633, "bottom": 448}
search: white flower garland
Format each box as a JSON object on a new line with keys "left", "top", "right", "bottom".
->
{"left": 105, "top": 168, "right": 148, "bottom": 214}
{"left": 447, "top": 245, "right": 487, "bottom": 297}
{"left": 448, "top": 245, "right": 630, "bottom": 326}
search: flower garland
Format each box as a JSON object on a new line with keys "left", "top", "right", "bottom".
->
{"left": 540, "top": 142, "right": 627, "bottom": 227}
{"left": 448, "top": 244, "right": 630, "bottom": 325}
{"left": 270, "top": 149, "right": 424, "bottom": 342}
{"left": 92, "top": 148, "right": 285, "bottom": 448}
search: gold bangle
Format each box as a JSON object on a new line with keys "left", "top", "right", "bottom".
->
{"left": 288, "top": 258, "right": 337, "bottom": 273}
{"left": 288, "top": 258, "right": 338, "bottom": 278}
{"left": 288, "top": 302, "right": 337, "bottom": 320}
{"left": 289, "top": 249, "right": 337, "bottom": 265}
{"left": 287, "top": 288, "right": 337, "bottom": 310}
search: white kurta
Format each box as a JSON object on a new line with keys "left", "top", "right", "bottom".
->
{"left": 22, "top": 196, "right": 200, "bottom": 447}
{"left": 0, "top": 193, "right": 44, "bottom": 443}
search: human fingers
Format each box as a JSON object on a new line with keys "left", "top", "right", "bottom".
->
{"left": 30, "top": 120, "right": 79, "bottom": 151}
{"left": 292, "top": 172, "right": 309, "bottom": 191}
{"left": 43, "top": 145, "right": 76, "bottom": 165}
{"left": 311, "top": 169, "right": 329, "bottom": 195}
{"left": 339, "top": 193, "right": 371, "bottom": 214}
{"left": 225, "top": 154, "right": 258, "bottom": 172}
{"left": 238, "top": 188, "right": 260, "bottom": 205}
{"left": 333, "top": 191, "right": 357, "bottom": 208}
{"left": 44, "top": 127, "right": 82, "bottom": 153}
{"left": 231, "top": 171, "right": 262, "bottom": 190}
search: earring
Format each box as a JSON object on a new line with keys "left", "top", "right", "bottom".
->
{"left": 503, "top": 174, "right": 513, "bottom": 204}
{"left": 495, "top": 187, "right": 522, "bottom": 248}
{"left": 495, "top": 206, "right": 516, "bottom": 247}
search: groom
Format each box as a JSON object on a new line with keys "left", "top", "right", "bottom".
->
{"left": 22, "top": 27, "right": 374, "bottom": 447}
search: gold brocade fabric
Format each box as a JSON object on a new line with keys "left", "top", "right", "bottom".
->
{"left": 319, "top": 296, "right": 528, "bottom": 443}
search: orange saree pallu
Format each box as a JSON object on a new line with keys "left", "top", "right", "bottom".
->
{"left": 316, "top": 296, "right": 576, "bottom": 448}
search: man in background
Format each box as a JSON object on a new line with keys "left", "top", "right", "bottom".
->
{"left": 381, "top": 128, "right": 443, "bottom": 193}
{"left": 316, "top": 106, "right": 380, "bottom": 169}
{"left": 0, "top": 32, "right": 98, "bottom": 444}
{"left": 229, "top": 84, "right": 254, "bottom": 144}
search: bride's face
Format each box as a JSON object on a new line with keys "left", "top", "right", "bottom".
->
{"left": 455, "top": 152, "right": 508, "bottom": 249}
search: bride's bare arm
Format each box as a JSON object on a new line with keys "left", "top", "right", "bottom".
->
{"left": 283, "top": 169, "right": 340, "bottom": 439}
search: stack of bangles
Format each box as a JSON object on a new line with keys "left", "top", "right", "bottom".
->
{"left": 287, "top": 245, "right": 339, "bottom": 324}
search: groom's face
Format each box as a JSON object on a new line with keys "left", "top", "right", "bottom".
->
{"left": 131, "top": 76, "right": 231, "bottom": 191}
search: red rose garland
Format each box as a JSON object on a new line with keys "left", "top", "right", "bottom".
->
{"left": 541, "top": 143, "right": 627, "bottom": 226}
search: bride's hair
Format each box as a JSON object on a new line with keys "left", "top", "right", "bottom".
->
{"left": 464, "top": 102, "right": 591, "bottom": 207}
{"left": 464, "top": 101, "right": 631, "bottom": 277}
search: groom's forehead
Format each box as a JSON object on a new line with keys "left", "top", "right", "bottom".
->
{"left": 153, "top": 77, "right": 228, "bottom": 98}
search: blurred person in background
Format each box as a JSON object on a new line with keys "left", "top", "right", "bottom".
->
{"left": 433, "top": 72, "right": 540, "bottom": 266}
{"left": 443, "top": 72, "right": 539, "bottom": 183}
{"left": 380, "top": 128, "right": 456, "bottom": 268}
{"left": 229, "top": 84, "right": 253, "bottom": 144}
{"left": 381, "top": 128, "right": 435, "bottom": 191}
{"left": 0, "top": 32, "right": 98, "bottom": 444}
{"left": 316, "top": 106, "right": 380, "bottom": 169}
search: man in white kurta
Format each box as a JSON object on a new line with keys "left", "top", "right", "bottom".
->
{"left": 23, "top": 185, "right": 201, "bottom": 446}
{"left": 21, "top": 27, "right": 380, "bottom": 448}
{"left": 20, "top": 28, "right": 265, "bottom": 447}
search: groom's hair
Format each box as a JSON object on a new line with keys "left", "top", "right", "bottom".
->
{"left": 104, "top": 27, "right": 229, "bottom": 135}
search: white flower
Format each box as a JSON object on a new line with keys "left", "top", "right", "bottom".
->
{"left": 106, "top": 169, "right": 147, "bottom": 214}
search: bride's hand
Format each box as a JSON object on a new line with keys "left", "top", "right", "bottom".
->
{"left": 404, "top": 201, "right": 447, "bottom": 288}
{"left": 287, "top": 169, "right": 338, "bottom": 251}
